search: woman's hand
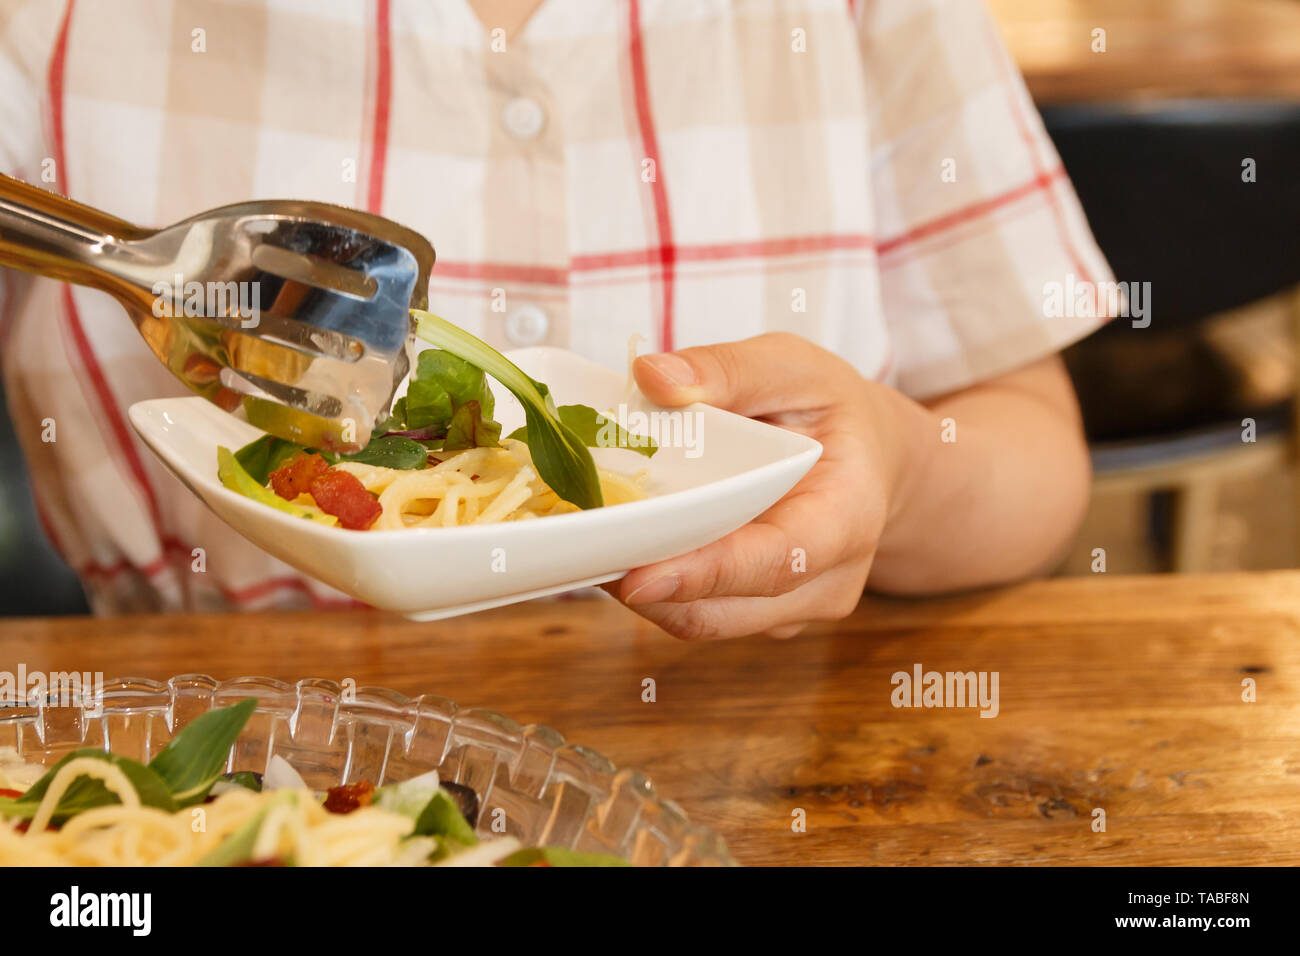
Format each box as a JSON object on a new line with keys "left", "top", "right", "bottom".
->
{"left": 607, "top": 332, "right": 910, "bottom": 641}
{"left": 608, "top": 333, "right": 1092, "bottom": 641}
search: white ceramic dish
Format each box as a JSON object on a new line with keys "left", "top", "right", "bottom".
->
{"left": 128, "top": 347, "right": 822, "bottom": 620}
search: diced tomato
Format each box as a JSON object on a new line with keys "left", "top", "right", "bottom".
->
{"left": 0, "top": 788, "right": 22, "bottom": 799}
{"left": 269, "top": 453, "right": 328, "bottom": 500}
{"left": 323, "top": 780, "right": 375, "bottom": 814}
{"left": 309, "top": 468, "right": 382, "bottom": 530}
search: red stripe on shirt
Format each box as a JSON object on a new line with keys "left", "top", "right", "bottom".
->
{"left": 982, "top": 17, "right": 1093, "bottom": 287}
{"left": 434, "top": 261, "right": 571, "bottom": 285}
{"left": 429, "top": 233, "right": 876, "bottom": 286}
{"left": 627, "top": 0, "right": 675, "bottom": 352}
{"left": 48, "top": 0, "right": 166, "bottom": 540}
{"left": 877, "top": 166, "right": 1066, "bottom": 258}
{"left": 572, "top": 233, "right": 874, "bottom": 271}
{"left": 366, "top": 0, "right": 393, "bottom": 214}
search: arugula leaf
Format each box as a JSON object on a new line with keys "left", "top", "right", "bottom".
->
{"left": 412, "top": 310, "right": 603, "bottom": 509}
{"left": 508, "top": 405, "right": 657, "bottom": 459}
{"left": 336, "top": 434, "right": 428, "bottom": 470}
{"left": 498, "top": 846, "right": 629, "bottom": 867}
{"left": 1, "top": 750, "right": 176, "bottom": 823}
{"left": 234, "top": 434, "right": 305, "bottom": 485}
{"left": 148, "top": 698, "right": 257, "bottom": 806}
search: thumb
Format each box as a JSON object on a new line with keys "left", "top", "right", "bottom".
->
{"left": 632, "top": 332, "right": 843, "bottom": 417}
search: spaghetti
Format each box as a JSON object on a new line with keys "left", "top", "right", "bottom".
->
{"left": 334, "top": 439, "right": 646, "bottom": 530}
{"left": 0, "top": 748, "right": 522, "bottom": 867}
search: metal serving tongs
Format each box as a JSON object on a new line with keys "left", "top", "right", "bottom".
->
{"left": 0, "top": 173, "right": 434, "bottom": 452}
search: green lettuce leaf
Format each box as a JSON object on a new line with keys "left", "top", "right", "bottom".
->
{"left": 508, "top": 404, "right": 657, "bottom": 459}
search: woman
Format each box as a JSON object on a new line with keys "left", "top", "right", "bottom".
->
{"left": 0, "top": 0, "right": 1112, "bottom": 638}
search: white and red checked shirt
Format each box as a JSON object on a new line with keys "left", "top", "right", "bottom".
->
{"left": 0, "top": 0, "right": 1111, "bottom": 613}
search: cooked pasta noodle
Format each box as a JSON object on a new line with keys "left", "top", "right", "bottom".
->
{"left": 335, "top": 438, "right": 646, "bottom": 530}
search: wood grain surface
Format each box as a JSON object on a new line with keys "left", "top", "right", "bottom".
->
{"left": 990, "top": 0, "right": 1300, "bottom": 102}
{"left": 3, "top": 571, "right": 1298, "bottom": 865}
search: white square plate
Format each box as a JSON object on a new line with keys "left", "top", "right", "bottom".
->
{"left": 128, "top": 347, "right": 822, "bottom": 620}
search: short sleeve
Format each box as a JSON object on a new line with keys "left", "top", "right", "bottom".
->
{"left": 858, "top": 0, "right": 1114, "bottom": 399}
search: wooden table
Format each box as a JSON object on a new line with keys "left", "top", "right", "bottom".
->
{"left": 990, "top": 0, "right": 1300, "bottom": 102}
{"left": 4, "top": 571, "right": 1299, "bottom": 865}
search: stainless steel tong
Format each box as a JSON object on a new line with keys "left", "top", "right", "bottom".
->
{"left": 0, "top": 173, "right": 435, "bottom": 451}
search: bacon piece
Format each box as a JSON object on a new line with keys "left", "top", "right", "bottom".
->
{"left": 309, "top": 469, "right": 382, "bottom": 530}
{"left": 269, "top": 453, "right": 328, "bottom": 500}
{"left": 323, "top": 780, "right": 375, "bottom": 814}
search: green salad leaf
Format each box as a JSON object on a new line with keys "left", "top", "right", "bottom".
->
{"left": 234, "top": 434, "right": 303, "bottom": 485}
{"left": 393, "top": 348, "right": 501, "bottom": 445}
{"left": 413, "top": 789, "right": 479, "bottom": 846}
{"left": 508, "top": 404, "right": 658, "bottom": 460}
{"left": 217, "top": 446, "right": 339, "bottom": 524}
{"left": 0, "top": 750, "right": 176, "bottom": 823}
{"left": 148, "top": 698, "right": 258, "bottom": 806}
{"left": 412, "top": 310, "right": 603, "bottom": 509}
{"left": 334, "top": 434, "right": 428, "bottom": 469}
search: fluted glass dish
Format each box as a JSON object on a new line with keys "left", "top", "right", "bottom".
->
{"left": 0, "top": 674, "right": 735, "bottom": 866}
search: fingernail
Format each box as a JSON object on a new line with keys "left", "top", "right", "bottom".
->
{"left": 624, "top": 572, "right": 680, "bottom": 606}
{"left": 640, "top": 353, "right": 697, "bottom": 388}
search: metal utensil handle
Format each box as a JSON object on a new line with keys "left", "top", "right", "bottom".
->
{"left": 0, "top": 172, "right": 149, "bottom": 304}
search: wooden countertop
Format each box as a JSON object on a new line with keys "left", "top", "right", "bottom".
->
{"left": 990, "top": 0, "right": 1300, "bottom": 102}
{"left": 4, "top": 571, "right": 1299, "bottom": 865}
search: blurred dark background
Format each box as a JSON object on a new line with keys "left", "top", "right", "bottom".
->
{"left": 0, "top": 383, "right": 89, "bottom": 615}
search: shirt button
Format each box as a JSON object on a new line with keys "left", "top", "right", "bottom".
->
{"left": 502, "top": 96, "right": 545, "bottom": 140}
{"left": 504, "top": 304, "right": 549, "bottom": 346}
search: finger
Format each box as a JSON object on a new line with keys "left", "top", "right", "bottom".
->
{"left": 632, "top": 332, "right": 849, "bottom": 417}
{"left": 630, "top": 562, "right": 869, "bottom": 641}
{"left": 618, "top": 485, "right": 849, "bottom": 605}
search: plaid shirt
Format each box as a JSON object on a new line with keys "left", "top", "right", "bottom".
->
{"left": 0, "top": 0, "right": 1111, "bottom": 613}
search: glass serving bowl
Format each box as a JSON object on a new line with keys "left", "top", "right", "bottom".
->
{"left": 0, "top": 674, "right": 735, "bottom": 866}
